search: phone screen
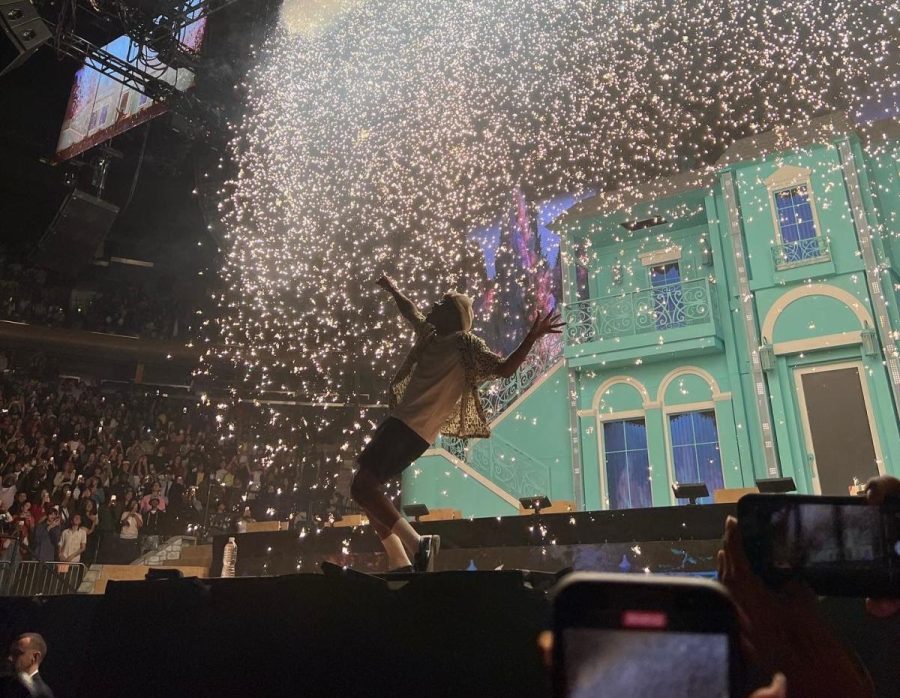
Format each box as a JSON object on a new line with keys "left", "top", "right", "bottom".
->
{"left": 739, "top": 495, "right": 900, "bottom": 596}
{"left": 769, "top": 501, "right": 886, "bottom": 569}
{"left": 554, "top": 575, "right": 739, "bottom": 698}
{"left": 563, "top": 624, "right": 729, "bottom": 698}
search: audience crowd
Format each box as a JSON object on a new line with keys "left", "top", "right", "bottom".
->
{"left": 0, "top": 371, "right": 350, "bottom": 568}
{"left": 0, "top": 254, "right": 195, "bottom": 340}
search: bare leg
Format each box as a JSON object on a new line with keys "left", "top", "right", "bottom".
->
{"left": 359, "top": 505, "right": 392, "bottom": 540}
{"left": 351, "top": 468, "right": 414, "bottom": 569}
{"left": 350, "top": 468, "right": 403, "bottom": 533}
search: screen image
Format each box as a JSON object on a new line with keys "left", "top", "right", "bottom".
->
{"left": 564, "top": 628, "right": 728, "bottom": 698}
{"left": 467, "top": 188, "right": 591, "bottom": 355}
{"left": 55, "top": 7, "right": 207, "bottom": 161}
{"left": 769, "top": 503, "right": 885, "bottom": 569}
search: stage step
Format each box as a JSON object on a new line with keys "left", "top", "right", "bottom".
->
{"left": 159, "top": 544, "right": 213, "bottom": 573}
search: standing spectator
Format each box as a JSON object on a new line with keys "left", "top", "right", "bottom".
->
{"left": 167, "top": 475, "right": 186, "bottom": 519}
{"left": 2, "top": 632, "right": 54, "bottom": 697}
{"left": 32, "top": 509, "right": 61, "bottom": 563}
{"left": 0, "top": 475, "right": 17, "bottom": 512}
{"left": 118, "top": 499, "right": 142, "bottom": 562}
{"left": 140, "top": 481, "right": 166, "bottom": 513}
{"left": 53, "top": 488, "right": 74, "bottom": 528}
{"left": 79, "top": 498, "right": 99, "bottom": 564}
{"left": 30, "top": 490, "right": 51, "bottom": 524}
{"left": 57, "top": 514, "right": 86, "bottom": 564}
{"left": 11, "top": 500, "right": 34, "bottom": 548}
{"left": 113, "top": 488, "right": 135, "bottom": 521}
{"left": 8, "top": 491, "right": 28, "bottom": 515}
{"left": 95, "top": 497, "right": 116, "bottom": 564}
{"left": 140, "top": 498, "right": 164, "bottom": 554}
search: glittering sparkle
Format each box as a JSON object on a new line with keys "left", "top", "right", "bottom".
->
{"left": 205, "top": 0, "right": 897, "bottom": 423}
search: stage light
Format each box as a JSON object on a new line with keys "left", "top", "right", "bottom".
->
{"left": 861, "top": 323, "right": 879, "bottom": 356}
{"left": 518, "top": 495, "right": 552, "bottom": 514}
{"left": 755, "top": 477, "right": 797, "bottom": 493}
{"left": 402, "top": 503, "right": 430, "bottom": 522}
{"left": 671, "top": 483, "right": 709, "bottom": 505}
{"left": 758, "top": 341, "right": 776, "bottom": 372}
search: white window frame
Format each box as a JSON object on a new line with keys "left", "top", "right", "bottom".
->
{"left": 639, "top": 246, "right": 682, "bottom": 267}
{"left": 662, "top": 401, "right": 722, "bottom": 505}
{"left": 764, "top": 166, "right": 827, "bottom": 268}
{"left": 596, "top": 410, "right": 648, "bottom": 511}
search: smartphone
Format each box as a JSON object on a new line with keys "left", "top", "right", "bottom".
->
{"left": 738, "top": 493, "right": 900, "bottom": 597}
{"left": 552, "top": 573, "right": 741, "bottom": 698}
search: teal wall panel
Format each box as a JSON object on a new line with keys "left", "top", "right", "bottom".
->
{"left": 401, "top": 453, "right": 519, "bottom": 519}
{"left": 403, "top": 119, "right": 900, "bottom": 518}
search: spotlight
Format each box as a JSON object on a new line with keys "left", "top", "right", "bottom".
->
{"left": 402, "top": 503, "right": 430, "bottom": 522}
{"left": 672, "top": 482, "right": 709, "bottom": 505}
{"left": 518, "top": 495, "right": 552, "bottom": 514}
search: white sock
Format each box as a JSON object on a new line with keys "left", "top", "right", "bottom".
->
{"left": 391, "top": 518, "right": 421, "bottom": 555}
{"left": 381, "top": 534, "right": 411, "bottom": 569}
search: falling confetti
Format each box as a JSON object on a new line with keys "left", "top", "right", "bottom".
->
{"left": 203, "top": 0, "right": 897, "bottom": 445}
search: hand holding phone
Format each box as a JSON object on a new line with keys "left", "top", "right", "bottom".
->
{"left": 552, "top": 573, "right": 741, "bottom": 698}
{"left": 737, "top": 493, "right": 900, "bottom": 597}
{"left": 720, "top": 515, "right": 879, "bottom": 698}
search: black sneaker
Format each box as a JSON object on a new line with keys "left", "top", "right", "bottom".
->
{"left": 414, "top": 535, "right": 440, "bottom": 573}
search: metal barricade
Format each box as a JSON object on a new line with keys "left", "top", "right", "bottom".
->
{"left": 0, "top": 560, "right": 12, "bottom": 594}
{"left": 0, "top": 560, "right": 86, "bottom": 596}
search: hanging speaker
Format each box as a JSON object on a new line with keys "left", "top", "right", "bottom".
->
{"left": 32, "top": 189, "right": 120, "bottom": 275}
{"left": 0, "top": 0, "right": 50, "bottom": 76}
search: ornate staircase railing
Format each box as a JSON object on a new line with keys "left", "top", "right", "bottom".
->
{"left": 437, "top": 336, "right": 561, "bottom": 497}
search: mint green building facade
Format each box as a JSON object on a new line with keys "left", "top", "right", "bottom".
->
{"left": 403, "top": 113, "right": 900, "bottom": 518}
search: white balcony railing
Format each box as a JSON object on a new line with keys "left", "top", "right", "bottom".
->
{"left": 563, "top": 279, "right": 715, "bottom": 346}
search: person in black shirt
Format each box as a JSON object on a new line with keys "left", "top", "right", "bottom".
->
{"left": 140, "top": 498, "right": 165, "bottom": 554}
{"left": 1, "top": 633, "right": 54, "bottom": 697}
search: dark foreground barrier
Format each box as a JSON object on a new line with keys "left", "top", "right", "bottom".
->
{"left": 2, "top": 571, "right": 550, "bottom": 698}
{"left": 1, "top": 572, "right": 899, "bottom": 697}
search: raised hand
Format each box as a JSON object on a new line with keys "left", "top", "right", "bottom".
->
{"left": 527, "top": 311, "right": 565, "bottom": 340}
{"left": 376, "top": 274, "right": 398, "bottom": 293}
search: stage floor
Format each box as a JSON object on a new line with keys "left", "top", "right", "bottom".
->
{"left": 213, "top": 503, "right": 737, "bottom": 577}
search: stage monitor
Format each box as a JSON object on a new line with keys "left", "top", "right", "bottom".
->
{"left": 54, "top": 7, "right": 207, "bottom": 161}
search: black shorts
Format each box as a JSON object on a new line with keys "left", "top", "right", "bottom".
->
{"left": 357, "top": 417, "right": 430, "bottom": 482}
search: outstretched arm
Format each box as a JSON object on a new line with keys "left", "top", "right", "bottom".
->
{"left": 496, "top": 311, "right": 564, "bottom": 379}
{"left": 377, "top": 274, "right": 422, "bottom": 326}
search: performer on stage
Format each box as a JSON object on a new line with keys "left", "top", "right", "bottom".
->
{"left": 350, "top": 274, "right": 563, "bottom": 572}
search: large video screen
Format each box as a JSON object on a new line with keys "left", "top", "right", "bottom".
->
{"left": 468, "top": 189, "right": 590, "bottom": 355}
{"left": 55, "top": 11, "right": 206, "bottom": 161}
